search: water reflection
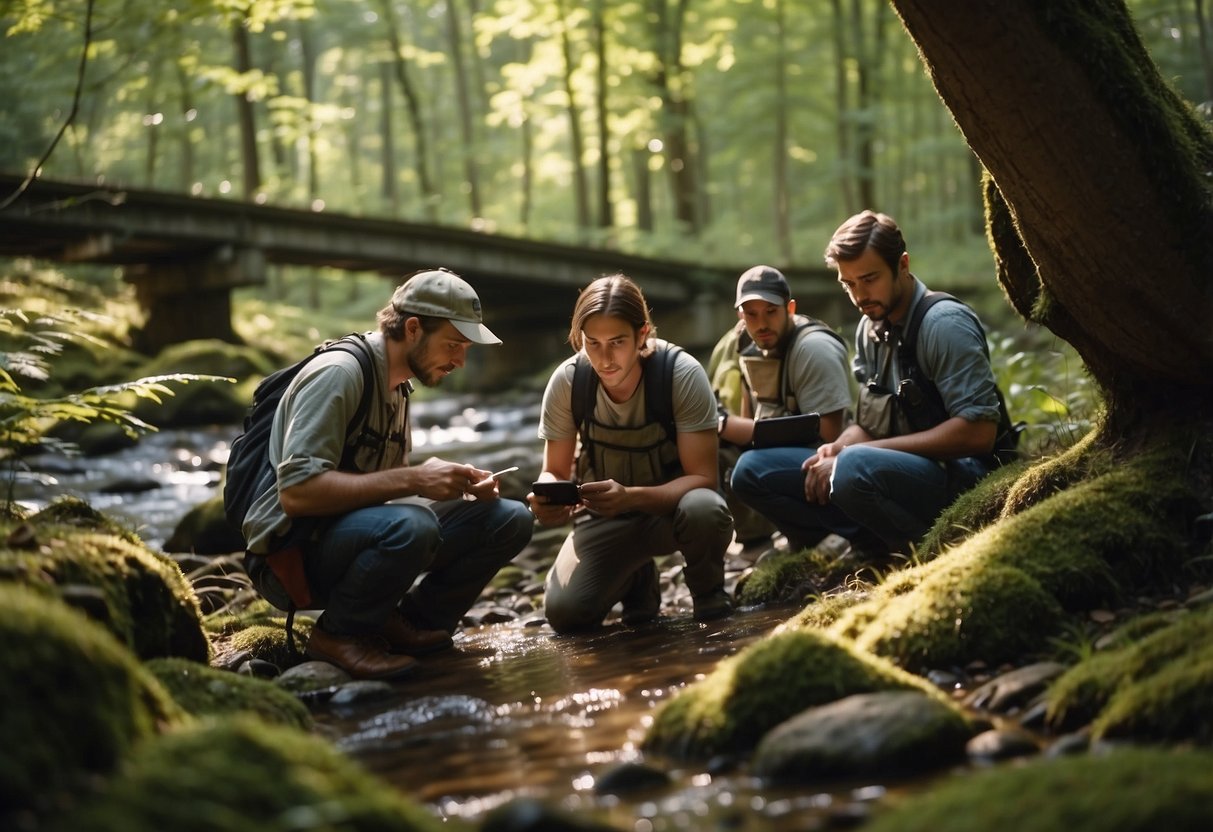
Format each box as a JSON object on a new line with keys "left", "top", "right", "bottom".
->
{"left": 311, "top": 608, "right": 866, "bottom": 830}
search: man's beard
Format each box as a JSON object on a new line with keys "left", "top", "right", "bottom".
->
{"left": 407, "top": 336, "right": 448, "bottom": 387}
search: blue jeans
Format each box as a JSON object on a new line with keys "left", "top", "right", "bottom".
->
{"left": 302, "top": 498, "right": 533, "bottom": 635}
{"left": 731, "top": 444, "right": 991, "bottom": 550}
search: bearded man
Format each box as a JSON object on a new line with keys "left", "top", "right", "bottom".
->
{"left": 241, "top": 268, "right": 532, "bottom": 679}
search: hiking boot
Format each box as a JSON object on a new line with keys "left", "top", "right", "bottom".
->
{"left": 692, "top": 588, "right": 734, "bottom": 622}
{"left": 380, "top": 609, "right": 453, "bottom": 655}
{"left": 306, "top": 626, "right": 418, "bottom": 680}
{"left": 621, "top": 561, "right": 661, "bottom": 626}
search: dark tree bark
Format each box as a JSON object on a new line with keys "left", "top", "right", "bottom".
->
{"left": 890, "top": 0, "right": 1213, "bottom": 434}
{"left": 593, "top": 0, "right": 614, "bottom": 231}
{"left": 773, "top": 0, "right": 792, "bottom": 261}
{"left": 231, "top": 19, "right": 262, "bottom": 197}
{"left": 555, "top": 0, "right": 591, "bottom": 230}
{"left": 649, "top": 0, "right": 700, "bottom": 233}
{"left": 444, "top": 0, "right": 482, "bottom": 218}
{"left": 379, "top": 0, "right": 438, "bottom": 218}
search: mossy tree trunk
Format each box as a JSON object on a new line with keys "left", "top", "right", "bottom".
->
{"left": 890, "top": 0, "right": 1213, "bottom": 441}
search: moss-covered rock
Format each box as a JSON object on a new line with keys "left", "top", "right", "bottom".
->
{"left": 1046, "top": 604, "right": 1213, "bottom": 742}
{"left": 163, "top": 494, "right": 244, "bottom": 555}
{"left": 51, "top": 717, "right": 462, "bottom": 832}
{"left": 734, "top": 548, "right": 823, "bottom": 607}
{"left": 862, "top": 747, "right": 1213, "bottom": 832}
{"left": 126, "top": 339, "right": 268, "bottom": 427}
{"left": 206, "top": 599, "right": 315, "bottom": 670}
{"left": 145, "top": 658, "right": 311, "bottom": 730}
{"left": 642, "top": 629, "right": 935, "bottom": 760}
{"left": 831, "top": 560, "right": 1063, "bottom": 673}
{"left": 0, "top": 584, "right": 185, "bottom": 818}
{"left": 0, "top": 508, "right": 211, "bottom": 663}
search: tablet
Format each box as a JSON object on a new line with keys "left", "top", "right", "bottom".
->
{"left": 750, "top": 412, "right": 822, "bottom": 449}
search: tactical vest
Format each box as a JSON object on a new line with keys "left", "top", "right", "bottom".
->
{"left": 734, "top": 316, "right": 845, "bottom": 420}
{"left": 570, "top": 345, "right": 683, "bottom": 488}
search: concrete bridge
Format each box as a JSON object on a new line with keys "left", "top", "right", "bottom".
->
{"left": 0, "top": 172, "right": 848, "bottom": 373}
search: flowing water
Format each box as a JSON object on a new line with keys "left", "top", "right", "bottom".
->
{"left": 14, "top": 395, "right": 907, "bottom": 830}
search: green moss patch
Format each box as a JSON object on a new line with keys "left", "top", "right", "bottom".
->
{"left": 0, "top": 584, "right": 184, "bottom": 817}
{"left": 52, "top": 717, "right": 461, "bottom": 832}
{"left": 206, "top": 599, "right": 315, "bottom": 670}
{"left": 863, "top": 746, "right": 1213, "bottom": 832}
{"left": 831, "top": 559, "right": 1063, "bottom": 673}
{"left": 1047, "top": 604, "right": 1213, "bottom": 742}
{"left": 146, "top": 658, "right": 311, "bottom": 730}
{"left": 735, "top": 548, "right": 824, "bottom": 607}
{"left": 0, "top": 513, "right": 211, "bottom": 662}
{"left": 642, "top": 629, "right": 933, "bottom": 760}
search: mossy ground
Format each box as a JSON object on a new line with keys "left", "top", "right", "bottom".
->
{"left": 52, "top": 717, "right": 463, "bottom": 832}
{"left": 146, "top": 657, "right": 312, "bottom": 730}
{"left": 1047, "top": 603, "right": 1213, "bottom": 742}
{"left": 863, "top": 747, "right": 1213, "bottom": 832}
{"left": 649, "top": 426, "right": 1212, "bottom": 759}
{"left": 0, "top": 584, "right": 185, "bottom": 819}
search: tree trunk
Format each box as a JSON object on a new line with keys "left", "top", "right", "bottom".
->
{"left": 593, "top": 0, "right": 614, "bottom": 232}
{"left": 444, "top": 0, "right": 482, "bottom": 218}
{"left": 231, "top": 20, "right": 261, "bottom": 198}
{"left": 555, "top": 0, "right": 591, "bottom": 230}
{"left": 773, "top": 0, "right": 792, "bottom": 261}
{"left": 379, "top": 0, "right": 438, "bottom": 219}
{"left": 298, "top": 19, "right": 320, "bottom": 199}
{"left": 889, "top": 0, "right": 1213, "bottom": 428}
{"left": 379, "top": 61, "right": 399, "bottom": 215}
{"left": 650, "top": 0, "right": 700, "bottom": 233}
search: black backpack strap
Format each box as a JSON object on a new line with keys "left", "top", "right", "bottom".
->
{"left": 321, "top": 333, "right": 379, "bottom": 469}
{"left": 898, "top": 292, "right": 1021, "bottom": 463}
{"left": 779, "top": 317, "right": 846, "bottom": 413}
{"left": 642, "top": 343, "right": 681, "bottom": 441}
{"left": 572, "top": 344, "right": 680, "bottom": 444}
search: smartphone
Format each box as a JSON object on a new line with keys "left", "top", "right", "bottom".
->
{"left": 532, "top": 480, "right": 580, "bottom": 505}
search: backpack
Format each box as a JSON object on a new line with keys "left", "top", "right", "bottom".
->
{"left": 709, "top": 317, "right": 844, "bottom": 414}
{"left": 570, "top": 344, "right": 682, "bottom": 478}
{"left": 223, "top": 333, "right": 377, "bottom": 551}
{"left": 896, "top": 292, "right": 1025, "bottom": 466}
{"left": 735, "top": 316, "right": 845, "bottom": 415}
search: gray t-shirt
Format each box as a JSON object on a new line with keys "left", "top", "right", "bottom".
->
{"left": 783, "top": 320, "right": 853, "bottom": 417}
{"left": 539, "top": 339, "right": 717, "bottom": 441}
{"left": 853, "top": 279, "right": 1001, "bottom": 424}
{"left": 242, "top": 331, "right": 409, "bottom": 554}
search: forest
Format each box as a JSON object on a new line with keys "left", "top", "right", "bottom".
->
{"left": 3, "top": 0, "right": 1211, "bottom": 273}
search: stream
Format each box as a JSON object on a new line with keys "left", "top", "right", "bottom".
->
{"left": 14, "top": 393, "right": 911, "bottom": 831}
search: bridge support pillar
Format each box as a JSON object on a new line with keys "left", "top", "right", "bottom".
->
{"left": 123, "top": 246, "right": 266, "bottom": 353}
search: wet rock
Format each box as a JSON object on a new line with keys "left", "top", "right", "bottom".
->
{"left": 482, "top": 797, "right": 620, "bottom": 832}
{"left": 238, "top": 658, "right": 280, "bottom": 679}
{"left": 593, "top": 761, "right": 670, "bottom": 794}
{"left": 98, "top": 476, "right": 161, "bottom": 494}
{"left": 966, "top": 727, "right": 1040, "bottom": 762}
{"left": 1045, "top": 731, "right": 1091, "bottom": 757}
{"left": 277, "top": 660, "right": 350, "bottom": 692}
{"left": 751, "top": 690, "right": 975, "bottom": 784}
{"left": 926, "top": 668, "right": 964, "bottom": 690}
{"left": 964, "top": 661, "right": 1066, "bottom": 713}
{"left": 329, "top": 680, "right": 395, "bottom": 707}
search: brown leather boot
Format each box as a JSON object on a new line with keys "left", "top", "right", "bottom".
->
{"left": 306, "top": 627, "right": 418, "bottom": 680}
{"left": 379, "top": 609, "right": 453, "bottom": 655}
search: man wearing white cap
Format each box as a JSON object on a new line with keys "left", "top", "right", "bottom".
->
{"left": 242, "top": 267, "right": 532, "bottom": 680}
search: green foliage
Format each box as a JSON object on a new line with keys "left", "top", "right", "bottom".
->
{"left": 0, "top": 304, "right": 232, "bottom": 503}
